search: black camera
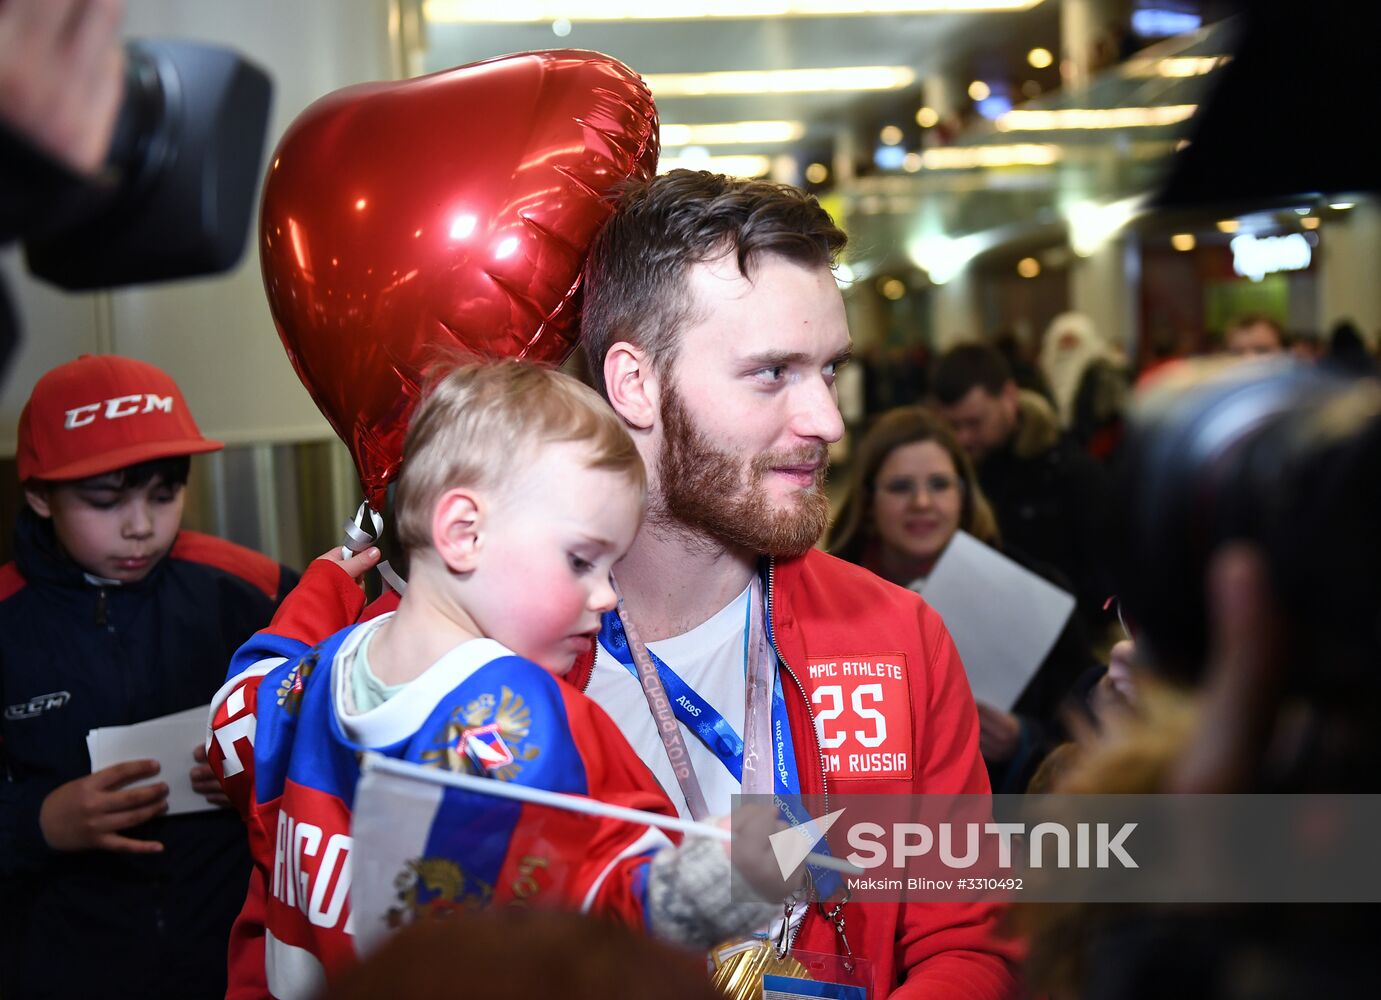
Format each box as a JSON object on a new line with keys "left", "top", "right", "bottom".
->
{"left": 1109, "top": 361, "right": 1381, "bottom": 700}
{"left": 1, "top": 38, "right": 270, "bottom": 375}
{"left": 8, "top": 39, "right": 272, "bottom": 289}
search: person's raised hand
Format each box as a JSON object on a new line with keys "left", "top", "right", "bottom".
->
{"left": 39, "top": 758, "right": 168, "bottom": 853}
{"left": 0, "top": 0, "right": 125, "bottom": 174}
{"left": 314, "top": 545, "right": 381, "bottom": 584}
{"left": 1105, "top": 639, "right": 1139, "bottom": 706}
{"left": 190, "top": 742, "right": 230, "bottom": 808}
{"left": 722, "top": 804, "right": 809, "bottom": 903}
{"left": 1087, "top": 639, "right": 1140, "bottom": 727}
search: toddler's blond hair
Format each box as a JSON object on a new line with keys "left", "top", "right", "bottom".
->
{"left": 393, "top": 360, "right": 644, "bottom": 553}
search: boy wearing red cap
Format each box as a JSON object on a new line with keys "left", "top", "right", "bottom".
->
{"left": 0, "top": 355, "right": 299, "bottom": 1000}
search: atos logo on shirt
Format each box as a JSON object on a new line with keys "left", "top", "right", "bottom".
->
{"left": 5, "top": 690, "right": 71, "bottom": 720}
{"left": 64, "top": 394, "right": 174, "bottom": 429}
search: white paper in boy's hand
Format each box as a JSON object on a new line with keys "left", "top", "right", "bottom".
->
{"left": 913, "top": 531, "right": 1076, "bottom": 711}
{"left": 85, "top": 705, "right": 215, "bottom": 815}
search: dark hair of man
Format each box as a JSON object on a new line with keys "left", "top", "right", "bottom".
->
{"left": 580, "top": 169, "right": 847, "bottom": 396}
{"left": 930, "top": 342, "right": 1014, "bottom": 406}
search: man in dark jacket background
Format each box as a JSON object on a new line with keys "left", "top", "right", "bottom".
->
{"left": 932, "top": 342, "right": 1110, "bottom": 628}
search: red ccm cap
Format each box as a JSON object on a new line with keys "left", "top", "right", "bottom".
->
{"left": 17, "top": 355, "right": 223, "bottom": 482}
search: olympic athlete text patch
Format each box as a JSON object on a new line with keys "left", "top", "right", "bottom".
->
{"left": 805, "top": 654, "right": 912, "bottom": 780}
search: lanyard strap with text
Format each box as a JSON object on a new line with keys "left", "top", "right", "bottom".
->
{"left": 607, "top": 577, "right": 709, "bottom": 820}
{"left": 603, "top": 575, "right": 799, "bottom": 820}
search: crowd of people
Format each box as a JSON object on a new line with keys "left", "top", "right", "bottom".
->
{"left": 2, "top": 2, "right": 1377, "bottom": 990}
{"left": 4, "top": 166, "right": 1377, "bottom": 1000}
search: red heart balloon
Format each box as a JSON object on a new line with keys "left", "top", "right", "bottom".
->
{"left": 260, "top": 50, "right": 658, "bottom": 509}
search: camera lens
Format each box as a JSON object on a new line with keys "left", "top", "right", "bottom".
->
{"left": 104, "top": 43, "right": 176, "bottom": 200}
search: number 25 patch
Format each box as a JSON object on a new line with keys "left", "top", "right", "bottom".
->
{"left": 804, "top": 653, "right": 912, "bottom": 780}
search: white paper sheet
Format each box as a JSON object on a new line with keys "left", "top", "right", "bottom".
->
{"left": 914, "top": 531, "right": 1076, "bottom": 711}
{"left": 85, "top": 705, "right": 215, "bottom": 815}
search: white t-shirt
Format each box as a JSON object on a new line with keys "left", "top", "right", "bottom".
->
{"left": 585, "top": 582, "right": 752, "bottom": 819}
{"left": 586, "top": 583, "right": 804, "bottom": 943}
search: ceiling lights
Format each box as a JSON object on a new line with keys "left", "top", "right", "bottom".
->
{"left": 660, "top": 120, "right": 805, "bottom": 145}
{"left": 996, "top": 105, "right": 1197, "bottom": 130}
{"left": 658, "top": 153, "right": 772, "bottom": 177}
{"left": 907, "top": 232, "right": 993, "bottom": 284}
{"left": 1124, "top": 55, "right": 1230, "bottom": 78}
{"left": 424, "top": 0, "right": 1046, "bottom": 23}
{"left": 645, "top": 65, "right": 916, "bottom": 96}
{"left": 1066, "top": 195, "right": 1146, "bottom": 256}
{"left": 920, "top": 143, "right": 1060, "bottom": 169}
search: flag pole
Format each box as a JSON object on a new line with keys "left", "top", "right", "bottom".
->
{"left": 360, "top": 753, "right": 860, "bottom": 876}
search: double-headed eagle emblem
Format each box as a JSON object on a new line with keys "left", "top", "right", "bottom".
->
{"left": 387, "top": 857, "right": 493, "bottom": 928}
{"left": 275, "top": 650, "right": 319, "bottom": 717}
{"left": 421, "top": 686, "right": 540, "bottom": 781}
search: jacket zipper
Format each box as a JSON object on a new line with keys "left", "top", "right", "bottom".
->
{"left": 95, "top": 587, "right": 109, "bottom": 627}
{"left": 765, "top": 557, "right": 831, "bottom": 952}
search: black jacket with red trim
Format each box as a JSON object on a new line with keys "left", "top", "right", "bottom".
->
{"left": 0, "top": 507, "right": 297, "bottom": 1000}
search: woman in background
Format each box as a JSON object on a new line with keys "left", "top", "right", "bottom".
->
{"left": 828, "top": 405, "right": 1095, "bottom": 792}
{"left": 1039, "top": 312, "right": 1131, "bottom": 463}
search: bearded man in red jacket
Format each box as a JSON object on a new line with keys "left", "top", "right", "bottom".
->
{"left": 225, "top": 169, "right": 1021, "bottom": 999}
{"left": 571, "top": 169, "right": 1019, "bottom": 998}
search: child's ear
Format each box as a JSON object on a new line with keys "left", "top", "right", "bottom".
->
{"left": 603, "top": 342, "right": 659, "bottom": 431}
{"left": 23, "top": 486, "right": 53, "bottom": 519}
{"left": 431, "top": 488, "right": 482, "bottom": 573}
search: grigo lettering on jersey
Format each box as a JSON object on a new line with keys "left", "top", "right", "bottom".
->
{"left": 273, "top": 811, "right": 354, "bottom": 933}
{"left": 64, "top": 393, "right": 174, "bottom": 429}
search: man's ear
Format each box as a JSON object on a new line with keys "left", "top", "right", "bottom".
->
{"left": 431, "top": 488, "right": 483, "bottom": 574}
{"left": 24, "top": 486, "right": 52, "bottom": 519}
{"left": 603, "top": 342, "right": 660, "bottom": 430}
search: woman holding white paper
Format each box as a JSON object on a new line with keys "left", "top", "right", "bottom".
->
{"left": 827, "top": 406, "right": 1097, "bottom": 793}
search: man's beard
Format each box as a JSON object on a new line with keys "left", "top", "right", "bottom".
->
{"left": 652, "top": 383, "right": 830, "bottom": 557}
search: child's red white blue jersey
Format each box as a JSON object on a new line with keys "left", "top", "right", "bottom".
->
{"left": 207, "top": 615, "right": 674, "bottom": 1000}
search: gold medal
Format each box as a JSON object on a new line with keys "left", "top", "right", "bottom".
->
{"left": 710, "top": 938, "right": 809, "bottom": 1000}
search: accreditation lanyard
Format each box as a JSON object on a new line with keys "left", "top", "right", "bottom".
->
{"left": 601, "top": 574, "right": 800, "bottom": 820}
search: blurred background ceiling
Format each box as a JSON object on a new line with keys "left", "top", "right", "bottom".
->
{"left": 424, "top": 0, "right": 1064, "bottom": 170}
{"left": 418, "top": 0, "right": 1294, "bottom": 273}
{"left": 411, "top": 0, "right": 1378, "bottom": 372}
